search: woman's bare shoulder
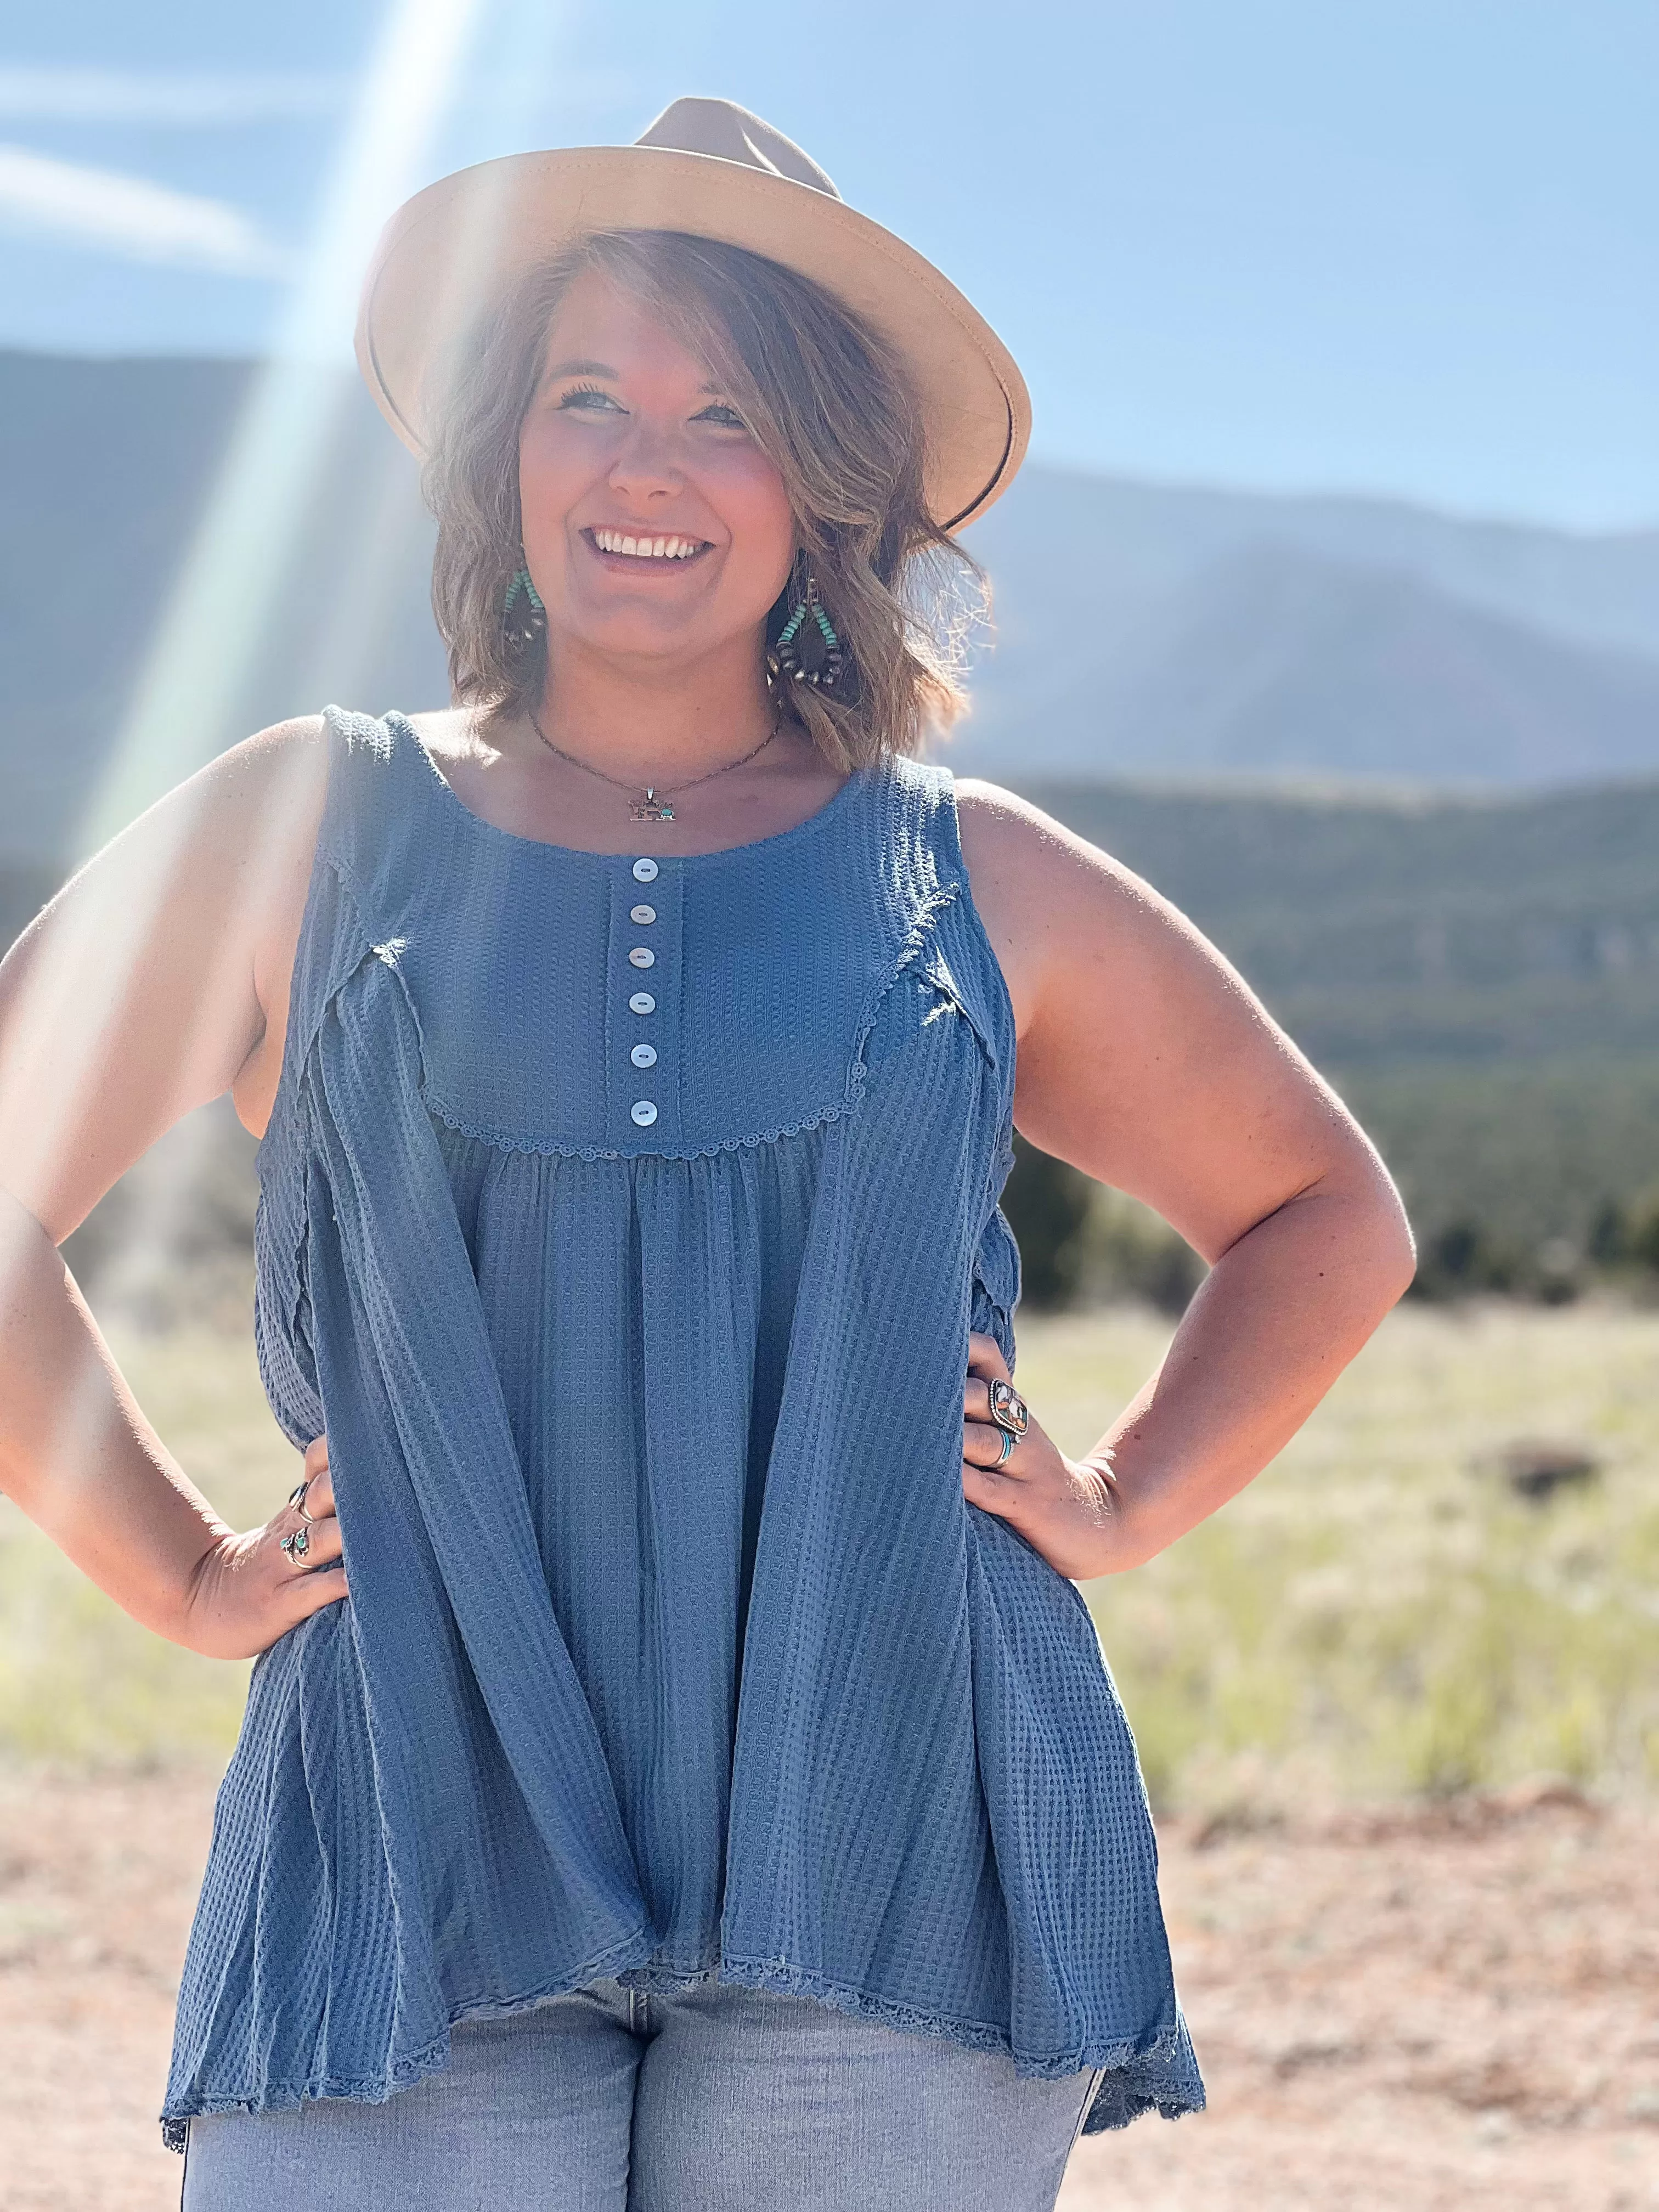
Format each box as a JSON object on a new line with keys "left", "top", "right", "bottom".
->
{"left": 222, "top": 710, "right": 332, "bottom": 771}
{"left": 0, "top": 717, "right": 336, "bottom": 1228}
{"left": 951, "top": 773, "right": 1389, "bottom": 1260}
{"left": 949, "top": 775, "right": 1174, "bottom": 1033}
{"left": 97, "top": 713, "right": 335, "bottom": 1008}
{"left": 952, "top": 775, "right": 1142, "bottom": 885}
{"left": 12, "top": 714, "right": 332, "bottom": 973}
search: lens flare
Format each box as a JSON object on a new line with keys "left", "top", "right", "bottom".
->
{"left": 0, "top": 0, "right": 494, "bottom": 1469}
{"left": 78, "top": 0, "right": 490, "bottom": 857}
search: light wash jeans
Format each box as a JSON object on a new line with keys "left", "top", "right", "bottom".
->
{"left": 180, "top": 1977, "right": 1105, "bottom": 2211}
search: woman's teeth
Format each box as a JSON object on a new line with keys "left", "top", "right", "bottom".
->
{"left": 591, "top": 529, "right": 704, "bottom": 560}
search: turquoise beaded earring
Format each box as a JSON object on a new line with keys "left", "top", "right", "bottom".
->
{"left": 768, "top": 563, "right": 843, "bottom": 690}
{"left": 502, "top": 556, "right": 546, "bottom": 652}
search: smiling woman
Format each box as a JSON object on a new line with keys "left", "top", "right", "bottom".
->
{"left": 425, "top": 226, "right": 977, "bottom": 771}
{"left": 0, "top": 90, "right": 1414, "bottom": 2212}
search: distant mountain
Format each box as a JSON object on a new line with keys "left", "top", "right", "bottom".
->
{"left": 4, "top": 352, "right": 1659, "bottom": 865}
{"left": 961, "top": 464, "right": 1659, "bottom": 667}
{"left": 947, "top": 539, "right": 1659, "bottom": 782}
{"left": 952, "top": 465, "right": 1659, "bottom": 781}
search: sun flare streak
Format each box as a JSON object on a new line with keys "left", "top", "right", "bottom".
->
{"left": 0, "top": 0, "right": 490, "bottom": 1402}
{"left": 77, "top": 0, "right": 489, "bottom": 855}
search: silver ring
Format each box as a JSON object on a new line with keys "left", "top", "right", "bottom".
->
{"left": 279, "top": 1526, "right": 311, "bottom": 1567}
{"left": 994, "top": 1427, "right": 1017, "bottom": 1468}
{"left": 287, "top": 1477, "right": 317, "bottom": 1525}
{"left": 988, "top": 1380, "right": 1029, "bottom": 1440}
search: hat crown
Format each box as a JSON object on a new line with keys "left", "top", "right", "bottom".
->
{"left": 355, "top": 95, "right": 1028, "bottom": 530}
{"left": 633, "top": 97, "right": 839, "bottom": 200}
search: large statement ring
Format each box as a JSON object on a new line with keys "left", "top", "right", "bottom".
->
{"left": 287, "top": 1478, "right": 317, "bottom": 1525}
{"left": 279, "top": 1526, "right": 311, "bottom": 1567}
{"left": 988, "top": 1380, "right": 1029, "bottom": 1440}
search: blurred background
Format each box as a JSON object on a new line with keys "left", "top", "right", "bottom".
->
{"left": 1, "top": 5, "right": 1656, "bottom": 2205}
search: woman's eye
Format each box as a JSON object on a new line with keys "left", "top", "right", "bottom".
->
{"left": 694, "top": 403, "right": 747, "bottom": 429}
{"left": 557, "top": 385, "right": 624, "bottom": 414}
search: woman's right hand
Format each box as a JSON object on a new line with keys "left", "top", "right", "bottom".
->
{"left": 178, "top": 1435, "right": 348, "bottom": 1660}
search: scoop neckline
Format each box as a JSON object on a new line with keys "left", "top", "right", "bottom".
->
{"left": 390, "top": 711, "right": 875, "bottom": 865}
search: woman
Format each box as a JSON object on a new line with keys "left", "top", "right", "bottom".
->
{"left": 0, "top": 99, "right": 1414, "bottom": 2210}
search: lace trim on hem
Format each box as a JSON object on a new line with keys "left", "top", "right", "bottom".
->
{"left": 717, "top": 1953, "right": 1203, "bottom": 2108}
{"left": 162, "top": 1945, "right": 1203, "bottom": 2147}
{"left": 158, "top": 1922, "right": 656, "bottom": 2149}
{"left": 600, "top": 1943, "right": 1204, "bottom": 2134}
{"left": 1079, "top": 2067, "right": 1205, "bottom": 2129}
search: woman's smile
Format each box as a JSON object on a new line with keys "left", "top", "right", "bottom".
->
{"left": 582, "top": 525, "right": 713, "bottom": 566}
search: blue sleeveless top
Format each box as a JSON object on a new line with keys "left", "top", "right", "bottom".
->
{"left": 161, "top": 707, "right": 1203, "bottom": 2144}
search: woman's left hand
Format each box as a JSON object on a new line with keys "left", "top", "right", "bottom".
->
{"left": 962, "top": 1332, "right": 1117, "bottom": 1581}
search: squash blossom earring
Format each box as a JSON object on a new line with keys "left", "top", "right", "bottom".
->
{"left": 768, "top": 563, "right": 843, "bottom": 689}
{"left": 502, "top": 557, "right": 546, "bottom": 651}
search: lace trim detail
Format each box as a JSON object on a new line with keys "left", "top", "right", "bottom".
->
{"left": 162, "top": 1943, "right": 1202, "bottom": 2146}
{"left": 160, "top": 1922, "right": 656, "bottom": 2147}
{"left": 719, "top": 1953, "right": 1203, "bottom": 2110}
{"left": 420, "top": 1084, "right": 867, "bottom": 1163}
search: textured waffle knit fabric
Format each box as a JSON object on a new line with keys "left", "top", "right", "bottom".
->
{"left": 161, "top": 706, "right": 1204, "bottom": 2146}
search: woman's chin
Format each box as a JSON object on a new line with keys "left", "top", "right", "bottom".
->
{"left": 555, "top": 610, "right": 761, "bottom": 670}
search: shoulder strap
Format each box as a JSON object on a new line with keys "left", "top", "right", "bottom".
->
{"left": 312, "top": 705, "right": 452, "bottom": 939}
{"left": 882, "top": 754, "right": 1015, "bottom": 1079}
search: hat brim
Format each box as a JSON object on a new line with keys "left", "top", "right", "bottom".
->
{"left": 354, "top": 145, "right": 1030, "bottom": 534}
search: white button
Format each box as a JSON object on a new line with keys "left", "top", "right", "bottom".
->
{"left": 629, "top": 903, "right": 657, "bottom": 925}
{"left": 632, "top": 857, "right": 659, "bottom": 882}
{"left": 630, "top": 1042, "right": 657, "bottom": 1068}
{"left": 628, "top": 946, "right": 655, "bottom": 969}
{"left": 629, "top": 991, "right": 656, "bottom": 1014}
{"left": 630, "top": 1099, "right": 658, "bottom": 1126}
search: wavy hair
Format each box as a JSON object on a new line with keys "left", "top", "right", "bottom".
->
{"left": 423, "top": 228, "right": 985, "bottom": 768}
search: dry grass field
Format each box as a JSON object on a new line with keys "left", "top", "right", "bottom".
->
{"left": 0, "top": 1301, "right": 1655, "bottom": 2208}
{"left": 1043, "top": 1301, "right": 1659, "bottom": 1812}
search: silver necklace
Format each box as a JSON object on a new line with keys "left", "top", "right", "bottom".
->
{"left": 526, "top": 702, "right": 782, "bottom": 822}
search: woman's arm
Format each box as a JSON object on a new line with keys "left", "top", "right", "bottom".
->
{"left": 954, "top": 780, "right": 1417, "bottom": 1579}
{"left": 0, "top": 718, "right": 346, "bottom": 1655}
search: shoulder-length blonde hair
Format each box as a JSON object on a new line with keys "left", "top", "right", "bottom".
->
{"left": 423, "top": 228, "right": 984, "bottom": 769}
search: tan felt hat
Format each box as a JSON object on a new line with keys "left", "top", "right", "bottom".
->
{"left": 354, "top": 96, "right": 1031, "bottom": 534}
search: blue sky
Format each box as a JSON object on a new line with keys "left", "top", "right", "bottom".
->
{"left": 2, "top": 0, "right": 1654, "bottom": 527}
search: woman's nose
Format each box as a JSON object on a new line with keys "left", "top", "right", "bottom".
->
{"left": 607, "top": 420, "right": 686, "bottom": 502}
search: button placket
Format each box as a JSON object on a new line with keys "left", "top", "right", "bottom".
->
{"left": 611, "top": 857, "right": 678, "bottom": 1142}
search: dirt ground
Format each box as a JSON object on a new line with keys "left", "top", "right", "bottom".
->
{"left": 0, "top": 1771, "right": 1654, "bottom": 2211}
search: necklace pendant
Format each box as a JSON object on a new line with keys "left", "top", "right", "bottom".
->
{"left": 630, "top": 789, "right": 674, "bottom": 822}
